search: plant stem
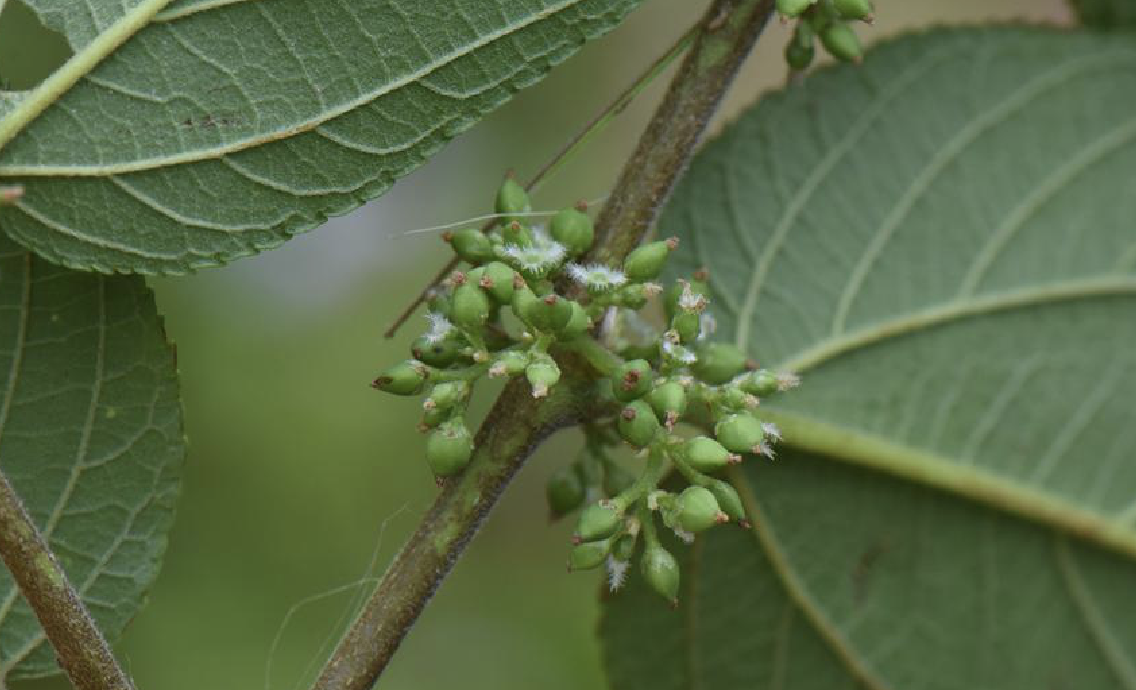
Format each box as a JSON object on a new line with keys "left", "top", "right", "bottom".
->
{"left": 586, "top": 0, "right": 776, "bottom": 268}
{"left": 0, "top": 470, "right": 133, "bottom": 690}
{"left": 311, "top": 2, "right": 774, "bottom": 688}
{"left": 382, "top": 22, "right": 697, "bottom": 340}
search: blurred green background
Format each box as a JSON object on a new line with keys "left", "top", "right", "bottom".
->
{"left": 0, "top": 0, "right": 1067, "bottom": 688}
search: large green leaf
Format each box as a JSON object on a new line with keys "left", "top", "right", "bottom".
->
{"left": 0, "top": 0, "right": 641, "bottom": 274}
{"left": 0, "top": 231, "right": 182, "bottom": 678}
{"left": 603, "top": 27, "right": 1136, "bottom": 688}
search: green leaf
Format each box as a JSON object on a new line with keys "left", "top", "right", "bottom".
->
{"left": 1069, "top": 0, "right": 1136, "bottom": 30}
{"left": 0, "top": 0, "right": 642, "bottom": 275}
{"left": 603, "top": 27, "right": 1136, "bottom": 688}
{"left": 0, "top": 231, "right": 182, "bottom": 678}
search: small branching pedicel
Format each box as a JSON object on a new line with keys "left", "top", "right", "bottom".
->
{"left": 372, "top": 174, "right": 799, "bottom": 606}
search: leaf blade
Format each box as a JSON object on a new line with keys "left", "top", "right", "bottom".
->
{"left": 0, "top": 230, "right": 182, "bottom": 678}
{"left": 603, "top": 27, "right": 1136, "bottom": 689}
{"left": 0, "top": 0, "right": 643, "bottom": 273}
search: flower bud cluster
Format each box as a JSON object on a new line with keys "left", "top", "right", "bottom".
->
{"left": 372, "top": 173, "right": 800, "bottom": 606}
{"left": 557, "top": 276, "right": 799, "bottom": 607}
{"left": 779, "top": 0, "right": 874, "bottom": 72}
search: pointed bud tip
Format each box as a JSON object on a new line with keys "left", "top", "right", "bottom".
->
{"left": 441, "top": 231, "right": 454, "bottom": 243}
{"left": 0, "top": 185, "right": 24, "bottom": 204}
{"left": 665, "top": 237, "right": 679, "bottom": 250}
{"left": 574, "top": 199, "right": 588, "bottom": 212}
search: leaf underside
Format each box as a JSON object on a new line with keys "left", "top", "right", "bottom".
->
{"left": 603, "top": 27, "right": 1136, "bottom": 689}
{"left": 0, "top": 231, "right": 182, "bottom": 678}
{"left": 0, "top": 0, "right": 642, "bottom": 275}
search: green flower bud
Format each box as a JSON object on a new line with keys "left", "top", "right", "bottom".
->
{"left": 820, "top": 21, "right": 862, "bottom": 62}
{"left": 372, "top": 360, "right": 428, "bottom": 396}
{"left": 547, "top": 464, "right": 586, "bottom": 518}
{"left": 613, "top": 359, "right": 654, "bottom": 402}
{"left": 420, "top": 404, "right": 449, "bottom": 430}
{"left": 451, "top": 283, "right": 491, "bottom": 332}
{"left": 676, "top": 486, "right": 726, "bottom": 533}
{"left": 785, "top": 21, "right": 816, "bottom": 71}
{"left": 568, "top": 538, "right": 612, "bottom": 571}
{"left": 535, "top": 294, "right": 574, "bottom": 333}
{"left": 692, "top": 342, "right": 752, "bottom": 385}
{"left": 447, "top": 227, "right": 494, "bottom": 265}
{"left": 623, "top": 238, "right": 678, "bottom": 282}
{"left": 550, "top": 206, "right": 595, "bottom": 256}
{"left": 618, "top": 400, "right": 661, "bottom": 447}
{"left": 719, "top": 386, "right": 759, "bottom": 412}
{"left": 478, "top": 262, "right": 516, "bottom": 304}
{"left": 612, "top": 533, "right": 637, "bottom": 561}
{"left": 575, "top": 501, "right": 622, "bottom": 542}
{"left": 556, "top": 300, "right": 591, "bottom": 340}
{"left": 646, "top": 381, "right": 687, "bottom": 426}
{"left": 489, "top": 350, "right": 529, "bottom": 377}
{"left": 495, "top": 175, "right": 530, "bottom": 223}
{"left": 707, "top": 479, "right": 748, "bottom": 526}
{"left": 424, "top": 380, "right": 468, "bottom": 411}
{"left": 526, "top": 357, "right": 561, "bottom": 398}
{"left": 715, "top": 413, "right": 767, "bottom": 454}
{"left": 740, "top": 369, "right": 779, "bottom": 397}
{"left": 834, "top": 0, "right": 873, "bottom": 21}
{"left": 776, "top": 0, "right": 816, "bottom": 18}
{"left": 641, "top": 543, "right": 680, "bottom": 605}
{"left": 683, "top": 436, "right": 737, "bottom": 474}
{"left": 501, "top": 220, "right": 534, "bottom": 246}
{"left": 602, "top": 461, "right": 636, "bottom": 498}
{"left": 615, "top": 283, "right": 650, "bottom": 310}
{"left": 510, "top": 282, "right": 541, "bottom": 330}
{"left": 426, "top": 420, "right": 473, "bottom": 476}
{"left": 671, "top": 311, "right": 701, "bottom": 343}
{"left": 411, "top": 335, "right": 462, "bottom": 368}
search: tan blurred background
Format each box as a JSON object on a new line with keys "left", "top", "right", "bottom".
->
{"left": 1, "top": 0, "right": 1069, "bottom": 688}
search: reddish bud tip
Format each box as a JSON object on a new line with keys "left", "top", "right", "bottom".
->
{"left": 371, "top": 376, "right": 391, "bottom": 389}
{"left": 450, "top": 271, "right": 467, "bottom": 286}
{"left": 441, "top": 231, "right": 454, "bottom": 243}
{"left": 574, "top": 199, "right": 588, "bottom": 212}
{"left": 738, "top": 519, "right": 753, "bottom": 529}
{"left": 715, "top": 511, "right": 730, "bottom": 524}
{"left": 727, "top": 453, "right": 743, "bottom": 465}
{"left": 543, "top": 294, "right": 559, "bottom": 305}
{"left": 621, "top": 407, "right": 637, "bottom": 421}
{"left": 665, "top": 237, "right": 680, "bottom": 250}
{"left": 745, "top": 358, "right": 759, "bottom": 371}
{"left": 693, "top": 268, "right": 709, "bottom": 281}
{"left": 512, "top": 273, "right": 527, "bottom": 289}
{"left": 571, "top": 535, "right": 583, "bottom": 546}
{"left": 478, "top": 276, "right": 494, "bottom": 289}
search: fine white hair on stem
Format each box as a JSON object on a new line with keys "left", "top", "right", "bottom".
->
{"left": 394, "top": 194, "right": 610, "bottom": 238}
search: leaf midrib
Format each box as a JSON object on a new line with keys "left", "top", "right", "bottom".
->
{"left": 0, "top": 0, "right": 587, "bottom": 176}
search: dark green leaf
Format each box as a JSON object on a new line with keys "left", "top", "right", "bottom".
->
{"left": 0, "top": 0, "right": 642, "bottom": 274}
{"left": 0, "top": 231, "right": 182, "bottom": 678}
{"left": 1069, "top": 0, "right": 1136, "bottom": 30}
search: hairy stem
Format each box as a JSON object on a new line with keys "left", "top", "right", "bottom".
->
{"left": 312, "top": 2, "right": 774, "bottom": 688}
{"left": 0, "top": 470, "right": 134, "bottom": 690}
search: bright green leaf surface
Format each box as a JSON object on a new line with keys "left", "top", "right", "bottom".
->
{"left": 0, "top": 0, "right": 642, "bottom": 274}
{"left": 0, "top": 231, "right": 182, "bottom": 678}
{"left": 603, "top": 28, "right": 1136, "bottom": 688}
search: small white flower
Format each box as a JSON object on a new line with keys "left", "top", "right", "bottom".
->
{"left": 498, "top": 229, "right": 566, "bottom": 275}
{"left": 566, "top": 263, "right": 627, "bottom": 291}
{"left": 661, "top": 338, "right": 696, "bottom": 364}
{"left": 678, "top": 281, "right": 709, "bottom": 312}
{"left": 756, "top": 440, "right": 776, "bottom": 460}
{"left": 776, "top": 371, "right": 801, "bottom": 391}
{"left": 606, "top": 556, "right": 629, "bottom": 592}
{"left": 762, "top": 422, "right": 782, "bottom": 441}
{"left": 423, "top": 312, "right": 454, "bottom": 344}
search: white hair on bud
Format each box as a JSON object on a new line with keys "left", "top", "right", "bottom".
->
{"left": 566, "top": 263, "right": 627, "bottom": 291}
{"left": 606, "top": 556, "right": 629, "bottom": 592}
{"left": 423, "top": 312, "right": 454, "bottom": 344}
